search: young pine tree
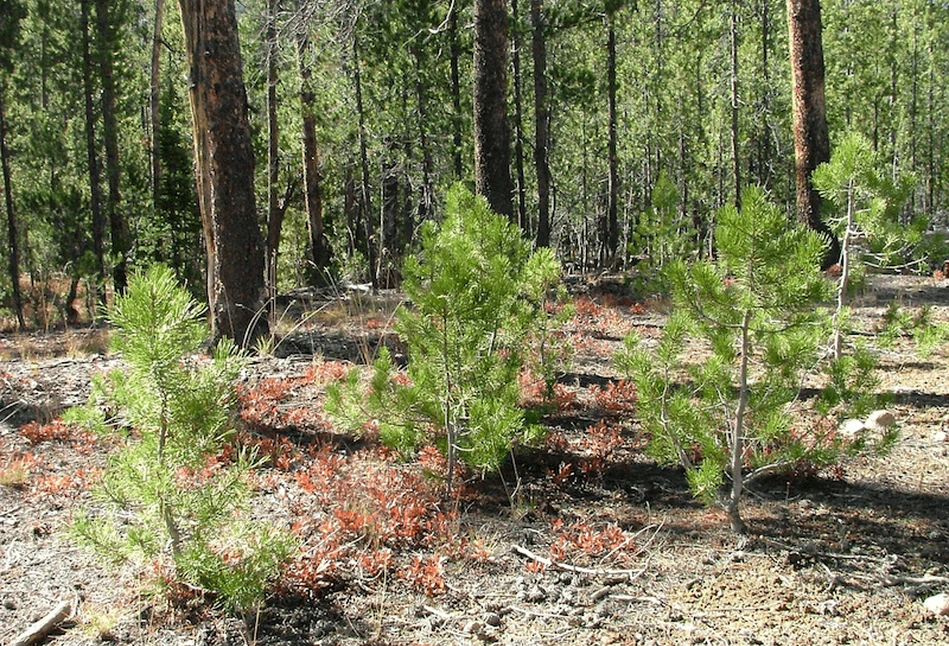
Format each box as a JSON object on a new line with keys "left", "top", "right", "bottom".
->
{"left": 327, "top": 185, "right": 565, "bottom": 493}
{"left": 65, "top": 265, "right": 294, "bottom": 617}
{"left": 617, "top": 187, "right": 833, "bottom": 533}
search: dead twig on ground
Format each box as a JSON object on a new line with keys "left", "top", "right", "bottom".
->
{"left": 8, "top": 598, "right": 74, "bottom": 646}
{"left": 512, "top": 544, "right": 649, "bottom": 579}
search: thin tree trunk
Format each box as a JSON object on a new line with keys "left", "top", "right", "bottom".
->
{"left": 80, "top": 0, "right": 107, "bottom": 303}
{"left": 531, "top": 0, "right": 551, "bottom": 248}
{"left": 449, "top": 3, "right": 463, "bottom": 180}
{"left": 412, "top": 38, "right": 434, "bottom": 224}
{"left": 151, "top": 0, "right": 164, "bottom": 211}
{"left": 95, "top": 0, "right": 129, "bottom": 295}
{"left": 0, "top": 88, "right": 24, "bottom": 329}
{"left": 352, "top": 34, "right": 377, "bottom": 289}
{"left": 606, "top": 12, "right": 619, "bottom": 265}
{"left": 265, "top": 0, "right": 280, "bottom": 293}
{"left": 297, "top": 28, "right": 331, "bottom": 286}
{"left": 473, "top": 0, "right": 515, "bottom": 219}
{"left": 787, "top": 0, "right": 839, "bottom": 267}
{"left": 178, "top": 0, "right": 268, "bottom": 345}
{"left": 510, "top": 0, "right": 528, "bottom": 235}
{"left": 730, "top": 2, "right": 741, "bottom": 209}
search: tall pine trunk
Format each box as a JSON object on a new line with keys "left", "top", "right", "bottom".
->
{"left": 265, "top": 0, "right": 280, "bottom": 293}
{"left": 95, "top": 0, "right": 129, "bottom": 294}
{"left": 606, "top": 12, "right": 619, "bottom": 265}
{"left": 80, "top": 0, "right": 107, "bottom": 303}
{"left": 511, "top": 0, "right": 528, "bottom": 235}
{"left": 150, "top": 0, "right": 164, "bottom": 213}
{"left": 473, "top": 0, "right": 515, "bottom": 220}
{"left": 531, "top": 0, "right": 551, "bottom": 248}
{"left": 0, "top": 87, "right": 24, "bottom": 329}
{"left": 787, "top": 0, "right": 839, "bottom": 267}
{"left": 297, "top": 28, "right": 331, "bottom": 286}
{"left": 178, "top": 0, "right": 267, "bottom": 345}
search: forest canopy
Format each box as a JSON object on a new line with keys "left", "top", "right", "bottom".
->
{"left": 1, "top": 0, "right": 947, "bottom": 330}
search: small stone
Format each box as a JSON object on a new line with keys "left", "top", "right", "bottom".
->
{"left": 483, "top": 612, "right": 501, "bottom": 627}
{"left": 933, "top": 430, "right": 948, "bottom": 444}
{"left": 463, "top": 620, "right": 484, "bottom": 635}
{"left": 865, "top": 409, "right": 896, "bottom": 431}
{"left": 839, "top": 419, "right": 865, "bottom": 437}
{"left": 923, "top": 593, "right": 949, "bottom": 617}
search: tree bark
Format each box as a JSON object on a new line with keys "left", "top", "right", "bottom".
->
{"left": 531, "top": 0, "right": 551, "bottom": 248}
{"left": 787, "top": 0, "right": 839, "bottom": 267}
{"left": 0, "top": 87, "right": 24, "bottom": 329}
{"left": 352, "top": 33, "right": 377, "bottom": 289}
{"left": 80, "top": 0, "right": 107, "bottom": 303}
{"left": 178, "top": 0, "right": 267, "bottom": 345}
{"left": 449, "top": 3, "right": 463, "bottom": 180}
{"left": 730, "top": 2, "right": 741, "bottom": 210}
{"left": 95, "top": 0, "right": 129, "bottom": 294}
{"left": 606, "top": 11, "right": 619, "bottom": 265}
{"left": 150, "top": 0, "right": 164, "bottom": 214}
{"left": 265, "top": 0, "right": 280, "bottom": 292}
{"left": 296, "top": 28, "right": 331, "bottom": 286}
{"left": 511, "top": 0, "right": 528, "bottom": 235}
{"left": 473, "top": 0, "right": 515, "bottom": 220}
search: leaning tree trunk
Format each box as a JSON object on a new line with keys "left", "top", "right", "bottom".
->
{"left": 178, "top": 0, "right": 267, "bottom": 346}
{"left": 787, "top": 0, "right": 839, "bottom": 267}
{"left": 473, "top": 0, "right": 515, "bottom": 220}
{"left": 0, "top": 87, "right": 24, "bottom": 329}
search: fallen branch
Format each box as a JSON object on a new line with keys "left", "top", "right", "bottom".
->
{"left": 512, "top": 544, "right": 648, "bottom": 579}
{"left": 883, "top": 574, "right": 949, "bottom": 587}
{"left": 8, "top": 599, "right": 74, "bottom": 646}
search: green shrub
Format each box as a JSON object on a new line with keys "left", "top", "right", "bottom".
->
{"left": 327, "top": 186, "right": 566, "bottom": 492}
{"left": 65, "top": 265, "right": 295, "bottom": 616}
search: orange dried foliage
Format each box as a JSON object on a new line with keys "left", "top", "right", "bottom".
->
{"left": 400, "top": 554, "right": 446, "bottom": 596}
{"left": 590, "top": 380, "right": 638, "bottom": 413}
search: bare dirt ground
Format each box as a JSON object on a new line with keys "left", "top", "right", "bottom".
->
{"left": 1, "top": 274, "right": 948, "bottom": 646}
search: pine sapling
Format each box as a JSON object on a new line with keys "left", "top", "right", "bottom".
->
{"left": 327, "top": 185, "right": 565, "bottom": 493}
{"left": 65, "top": 265, "right": 295, "bottom": 618}
{"left": 618, "top": 187, "right": 832, "bottom": 533}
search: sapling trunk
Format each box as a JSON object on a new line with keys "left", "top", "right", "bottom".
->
{"left": 725, "top": 309, "right": 752, "bottom": 535}
{"left": 832, "top": 178, "right": 855, "bottom": 361}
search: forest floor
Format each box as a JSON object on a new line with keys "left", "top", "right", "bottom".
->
{"left": 1, "top": 273, "right": 948, "bottom": 646}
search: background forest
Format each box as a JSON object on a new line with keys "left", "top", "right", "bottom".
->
{"left": 2, "top": 0, "right": 949, "bottom": 327}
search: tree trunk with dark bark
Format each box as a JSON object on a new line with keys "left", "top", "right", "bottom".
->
{"left": 473, "top": 0, "right": 515, "bottom": 220}
{"left": 80, "top": 0, "right": 107, "bottom": 303}
{"left": 178, "top": 0, "right": 267, "bottom": 346}
{"left": 150, "top": 0, "right": 164, "bottom": 213}
{"left": 606, "top": 12, "right": 619, "bottom": 265}
{"left": 531, "top": 0, "right": 551, "bottom": 248}
{"left": 265, "top": 0, "right": 280, "bottom": 293}
{"left": 95, "top": 0, "right": 129, "bottom": 294}
{"left": 787, "top": 0, "right": 839, "bottom": 267}
{"left": 296, "top": 28, "right": 331, "bottom": 286}
{"left": 0, "top": 87, "right": 24, "bottom": 329}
